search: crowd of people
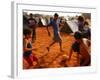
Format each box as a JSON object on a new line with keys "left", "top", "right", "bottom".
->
{"left": 23, "top": 12, "right": 91, "bottom": 69}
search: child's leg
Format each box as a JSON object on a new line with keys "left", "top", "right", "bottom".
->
{"left": 47, "top": 40, "right": 56, "bottom": 52}
{"left": 24, "top": 56, "right": 33, "bottom": 67}
{"left": 32, "top": 55, "right": 38, "bottom": 61}
{"left": 49, "top": 41, "right": 56, "bottom": 47}
{"left": 30, "top": 54, "right": 38, "bottom": 66}
{"left": 23, "top": 57, "right": 29, "bottom": 69}
{"left": 58, "top": 39, "right": 63, "bottom": 52}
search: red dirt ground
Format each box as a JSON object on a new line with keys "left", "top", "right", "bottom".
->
{"left": 23, "top": 27, "right": 89, "bottom": 69}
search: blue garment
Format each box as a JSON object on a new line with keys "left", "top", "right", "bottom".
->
{"left": 24, "top": 42, "right": 32, "bottom": 57}
{"left": 49, "top": 19, "right": 61, "bottom": 41}
{"left": 50, "top": 19, "right": 59, "bottom": 36}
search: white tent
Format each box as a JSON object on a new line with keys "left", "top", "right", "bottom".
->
{"left": 41, "top": 18, "right": 47, "bottom": 26}
{"left": 67, "top": 20, "right": 78, "bottom": 33}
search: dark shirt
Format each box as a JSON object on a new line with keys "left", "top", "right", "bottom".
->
{"left": 78, "top": 22, "right": 84, "bottom": 32}
{"left": 72, "top": 41, "right": 80, "bottom": 53}
{"left": 28, "top": 18, "right": 37, "bottom": 28}
{"left": 23, "top": 15, "right": 28, "bottom": 25}
{"left": 24, "top": 42, "right": 32, "bottom": 57}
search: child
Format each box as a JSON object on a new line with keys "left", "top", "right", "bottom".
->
{"left": 68, "top": 32, "right": 82, "bottom": 66}
{"left": 46, "top": 13, "right": 63, "bottom": 52}
{"left": 23, "top": 29, "right": 38, "bottom": 69}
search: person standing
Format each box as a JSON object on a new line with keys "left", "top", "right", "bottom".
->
{"left": 46, "top": 13, "right": 63, "bottom": 52}
{"left": 77, "top": 16, "right": 84, "bottom": 32}
{"left": 28, "top": 13, "right": 37, "bottom": 42}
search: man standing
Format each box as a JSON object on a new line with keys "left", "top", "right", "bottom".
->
{"left": 46, "top": 13, "right": 63, "bottom": 52}
{"left": 28, "top": 13, "right": 37, "bottom": 42}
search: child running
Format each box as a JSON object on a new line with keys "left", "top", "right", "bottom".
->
{"left": 46, "top": 13, "right": 63, "bottom": 52}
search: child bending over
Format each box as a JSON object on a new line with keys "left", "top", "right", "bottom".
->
{"left": 68, "top": 32, "right": 82, "bottom": 66}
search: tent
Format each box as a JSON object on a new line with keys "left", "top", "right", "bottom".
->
{"left": 60, "top": 21, "right": 73, "bottom": 33}
{"left": 60, "top": 20, "right": 79, "bottom": 33}
{"left": 38, "top": 17, "right": 48, "bottom": 27}
{"left": 41, "top": 18, "right": 48, "bottom": 26}
{"left": 67, "top": 20, "right": 78, "bottom": 33}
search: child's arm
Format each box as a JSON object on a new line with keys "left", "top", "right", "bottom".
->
{"left": 32, "top": 48, "right": 37, "bottom": 51}
{"left": 68, "top": 48, "right": 73, "bottom": 60}
{"left": 46, "top": 25, "right": 51, "bottom": 36}
{"left": 46, "top": 21, "right": 52, "bottom": 36}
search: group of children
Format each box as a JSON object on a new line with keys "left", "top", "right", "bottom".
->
{"left": 23, "top": 13, "right": 91, "bottom": 69}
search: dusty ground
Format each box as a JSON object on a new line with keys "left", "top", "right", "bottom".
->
{"left": 23, "top": 27, "right": 86, "bottom": 69}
